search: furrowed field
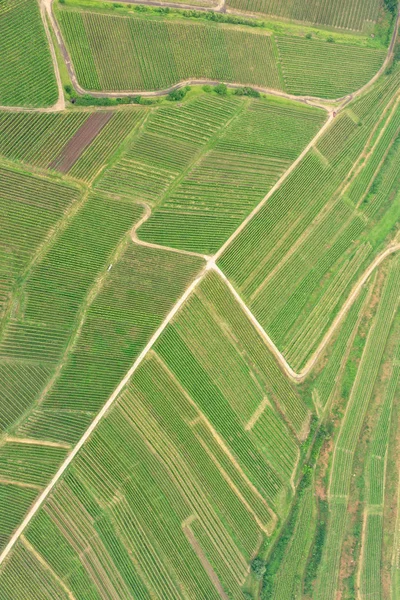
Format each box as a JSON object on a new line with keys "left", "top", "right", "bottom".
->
{"left": 0, "top": 0, "right": 58, "bottom": 107}
{"left": 56, "top": 6, "right": 386, "bottom": 98}
{"left": 130, "top": 95, "right": 326, "bottom": 253}
{"left": 0, "top": 270, "right": 310, "bottom": 599}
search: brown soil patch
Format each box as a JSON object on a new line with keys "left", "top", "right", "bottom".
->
{"left": 315, "top": 436, "right": 334, "bottom": 501}
{"left": 49, "top": 112, "right": 113, "bottom": 173}
{"left": 183, "top": 522, "right": 230, "bottom": 600}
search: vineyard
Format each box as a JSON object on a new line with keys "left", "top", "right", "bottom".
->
{"left": 218, "top": 69, "right": 400, "bottom": 372}
{"left": 225, "top": 0, "right": 382, "bottom": 31}
{"left": 56, "top": 6, "right": 386, "bottom": 98}
{"left": 136, "top": 95, "right": 325, "bottom": 253}
{"left": 0, "top": 0, "right": 58, "bottom": 107}
{"left": 0, "top": 1, "right": 400, "bottom": 596}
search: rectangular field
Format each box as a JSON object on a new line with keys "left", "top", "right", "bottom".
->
{"left": 0, "top": 0, "right": 58, "bottom": 107}
{"left": 225, "top": 0, "right": 382, "bottom": 31}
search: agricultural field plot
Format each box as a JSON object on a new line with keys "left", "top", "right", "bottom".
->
{"left": 225, "top": 0, "right": 382, "bottom": 31}
{"left": 0, "top": 0, "right": 58, "bottom": 107}
{"left": 0, "top": 192, "right": 142, "bottom": 435}
{"left": 1, "top": 0, "right": 400, "bottom": 590}
{"left": 134, "top": 95, "right": 325, "bottom": 253}
{"left": 0, "top": 109, "right": 145, "bottom": 182}
{"left": 277, "top": 37, "right": 385, "bottom": 98}
{"left": 56, "top": 6, "right": 386, "bottom": 98}
{"left": 58, "top": 8, "right": 282, "bottom": 92}
{"left": 219, "top": 68, "right": 400, "bottom": 372}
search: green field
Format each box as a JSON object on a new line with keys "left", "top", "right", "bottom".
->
{"left": 56, "top": 6, "right": 386, "bottom": 98}
{"left": 0, "top": 109, "right": 145, "bottom": 181}
{"left": 124, "top": 94, "right": 325, "bottom": 253}
{"left": 0, "top": 0, "right": 58, "bottom": 107}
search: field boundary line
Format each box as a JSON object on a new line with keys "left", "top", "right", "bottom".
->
{"left": 5, "top": 437, "right": 71, "bottom": 450}
{"left": 0, "top": 267, "right": 206, "bottom": 566}
{"left": 183, "top": 522, "right": 231, "bottom": 600}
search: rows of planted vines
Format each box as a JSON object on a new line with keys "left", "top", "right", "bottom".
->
{"left": 59, "top": 10, "right": 282, "bottom": 92}
{"left": 0, "top": 0, "right": 58, "bottom": 107}
{"left": 225, "top": 0, "right": 381, "bottom": 30}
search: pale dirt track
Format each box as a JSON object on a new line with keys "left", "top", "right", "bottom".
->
{"left": 0, "top": 0, "right": 400, "bottom": 569}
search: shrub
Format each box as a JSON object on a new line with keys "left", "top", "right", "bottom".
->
{"left": 234, "top": 86, "right": 260, "bottom": 97}
{"left": 214, "top": 83, "right": 228, "bottom": 95}
{"left": 251, "top": 557, "right": 266, "bottom": 580}
{"left": 203, "top": 85, "right": 212, "bottom": 92}
{"left": 167, "top": 87, "right": 188, "bottom": 101}
{"left": 64, "top": 84, "right": 72, "bottom": 95}
{"left": 305, "top": 32, "right": 312, "bottom": 39}
{"left": 327, "top": 35, "right": 335, "bottom": 43}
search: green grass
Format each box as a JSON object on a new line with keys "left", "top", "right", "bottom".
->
{"left": 57, "top": 6, "right": 385, "bottom": 98}
{"left": 0, "top": 0, "right": 58, "bottom": 107}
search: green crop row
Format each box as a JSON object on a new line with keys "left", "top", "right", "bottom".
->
{"left": 59, "top": 9, "right": 282, "bottom": 92}
{"left": 219, "top": 68, "right": 400, "bottom": 372}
